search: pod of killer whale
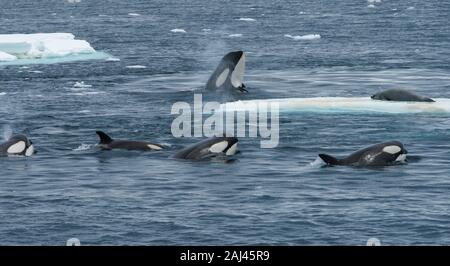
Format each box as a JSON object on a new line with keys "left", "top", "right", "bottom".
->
{"left": 1, "top": 51, "right": 438, "bottom": 167}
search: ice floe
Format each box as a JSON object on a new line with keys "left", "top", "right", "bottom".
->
{"left": 105, "top": 57, "right": 120, "bottom": 62}
{"left": 220, "top": 97, "right": 450, "bottom": 114}
{"left": 128, "top": 13, "right": 141, "bottom": 16}
{"left": 170, "top": 29, "right": 186, "bottom": 33}
{"left": 229, "top": 34, "right": 243, "bottom": 38}
{"left": 0, "top": 33, "right": 109, "bottom": 65}
{"left": 237, "top": 18, "right": 256, "bottom": 22}
{"left": 126, "top": 65, "right": 147, "bottom": 69}
{"left": 284, "top": 34, "right": 321, "bottom": 40}
{"left": 0, "top": 51, "right": 16, "bottom": 61}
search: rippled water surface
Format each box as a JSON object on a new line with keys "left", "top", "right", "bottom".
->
{"left": 0, "top": 0, "right": 450, "bottom": 245}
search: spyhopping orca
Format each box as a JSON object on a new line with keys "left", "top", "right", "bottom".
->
{"left": 205, "top": 51, "right": 247, "bottom": 93}
{"left": 0, "top": 135, "right": 35, "bottom": 157}
{"left": 96, "top": 131, "right": 163, "bottom": 151}
{"left": 173, "top": 136, "right": 238, "bottom": 160}
{"left": 371, "top": 89, "right": 435, "bottom": 102}
{"left": 319, "top": 141, "right": 407, "bottom": 167}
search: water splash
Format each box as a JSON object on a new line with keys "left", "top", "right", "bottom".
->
{"left": 310, "top": 156, "right": 327, "bottom": 168}
{"left": 2, "top": 125, "right": 12, "bottom": 141}
{"left": 73, "top": 143, "right": 94, "bottom": 151}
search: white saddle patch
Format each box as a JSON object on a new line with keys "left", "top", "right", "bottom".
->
{"left": 147, "top": 144, "right": 162, "bottom": 150}
{"left": 209, "top": 141, "right": 229, "bottom": 153}
{"left": 25, "top": 144, "right": 35, "bottom": 157}
{"left": 7, "top": 141, "right": 26, "bottom": 154}
{"left": 215, "top": 68, "right": 230, "bottom": 88}
{"left": 225, "top": 143, "right": 238, "bottom": 156}
{"left": 383, "top": 145, "right": 402, "bottom": 154}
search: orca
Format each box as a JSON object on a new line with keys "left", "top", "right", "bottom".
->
{"left": 205, "top": 51, "right": 247, "bottom": 93}
{"left": 319, "top": 141, "right": 407, "bottom": 167}
{"left": 0, "top": 135, "right": 35, "bottom": 157}
{"left": 96, "top": 131, "right": 163, "bottom": 151}
{"left": 371, "top": 89, "right": 435, "bottom": 102}
{"left": 173, "top": 136, "right": 238, "bottom": 160}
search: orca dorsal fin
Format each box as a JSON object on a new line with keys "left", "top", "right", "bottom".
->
{"left": 96, "top": 131, "right": 113, "bottom": 144}
{"left": 319, "top": 154, "right": 340, "bottom": 165}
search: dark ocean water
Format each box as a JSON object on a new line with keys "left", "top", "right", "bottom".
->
{"left": 0, "top": 0, "right": 450, "bottom": 245}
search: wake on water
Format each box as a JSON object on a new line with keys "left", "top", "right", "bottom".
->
{"left": 220, "top": 97, "right": 450, "bottom": 114}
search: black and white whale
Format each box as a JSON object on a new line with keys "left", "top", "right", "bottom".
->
{"left": 205, "top": 51, "right": 247, "bottom": 93}
{"left": 371, "top": 89, "right": 435, "bottom": 102}
{"left": 96, "top": 131, "right": 164, "bottom": 151}
{"left": 0, "top": 135, "right": 35, "bottom": 157}
{"left": 319, "top": 141, "right": 407, "bottom": 167}
{"left": 173, "top": 136, "right": 238, "bottom": 160}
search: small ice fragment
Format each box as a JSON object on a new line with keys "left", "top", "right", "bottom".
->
{"left": 284, "top": 34, "right": 321, "bottom": 40}
{"left": 126, "top": 65, "right": 147, "bottom": 69}
{"left": 237, "top": 18, "right": 256, "bottom": 22}
{"left": 170, "top": 29, "right": 186, "bottom": 33}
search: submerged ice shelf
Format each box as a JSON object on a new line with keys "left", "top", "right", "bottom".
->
{"left": 0, "top": 33, "right": 110, "bottom": 65}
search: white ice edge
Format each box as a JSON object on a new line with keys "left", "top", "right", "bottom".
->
{"left": 219, "top": 97, "right": 450, "bottom": 114}
{"left": 284, "top": 34, "right": 321, "bottom": 40}
{"left": 0, "top": 33, "right": 108, "bottom": 64}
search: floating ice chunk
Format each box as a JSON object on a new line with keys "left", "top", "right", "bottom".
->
{"left": 0, "top": 51, "right": 17, "bottom": 61}
{"left": 367, "top": 4, "right": 375, "bottom": 8}
{"left": 284, "top": 34, "right": 321, "bottom": 40}
{"left": 407, "top": 6, "right": 415, "bottom": 10}
{"left": 126, "top": 65, "right": 147, "bottom": 69}
{"left": 237, "top": 18, "right": 256, "bottom": 21}
{"left": 170, "top": 29, "right": 186, "bottom": 33}
{"left": 220, "top": 97, "right": 450, "bottom": 114}
{"left": 128, "top": 13, "right": 140, "bottom": 16}
{"left": 367, "top": 0, "right": 381, "bottom": 3}
{"left": 67, "top": 0, "right": 81, "bottom": 3}
{"left": 105, "top": 57, "right": 120, "bottom": 61}
{"left": 0, "top": 92, "right": 6, "bottom": 96}
{"left": 0, "top": 33, "right": 106, "bottom": 65}
{"left": 229, "top": 34, "right": 243, "bottom": 38}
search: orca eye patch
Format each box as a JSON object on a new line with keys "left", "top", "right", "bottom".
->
{"left": 7, "top": 141, "right": 26, "bottom": 154}
{"left": 383, "top": 145, "right": 402, "bottom": 154}
{"left": 209, "top": 141, "right": 229, "bottom": 153}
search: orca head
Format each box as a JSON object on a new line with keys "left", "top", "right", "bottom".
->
{"left": 381, "top": 141, "right": 408, "bottom": 163}
{"left": 6, "top": 135, "right": 35, "bottom": 156}
{"left": 208, "top": 137, "right": 239, "bottom": 156}
{"left": 206, "top": 51, "right": 246, "bottom": 94}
